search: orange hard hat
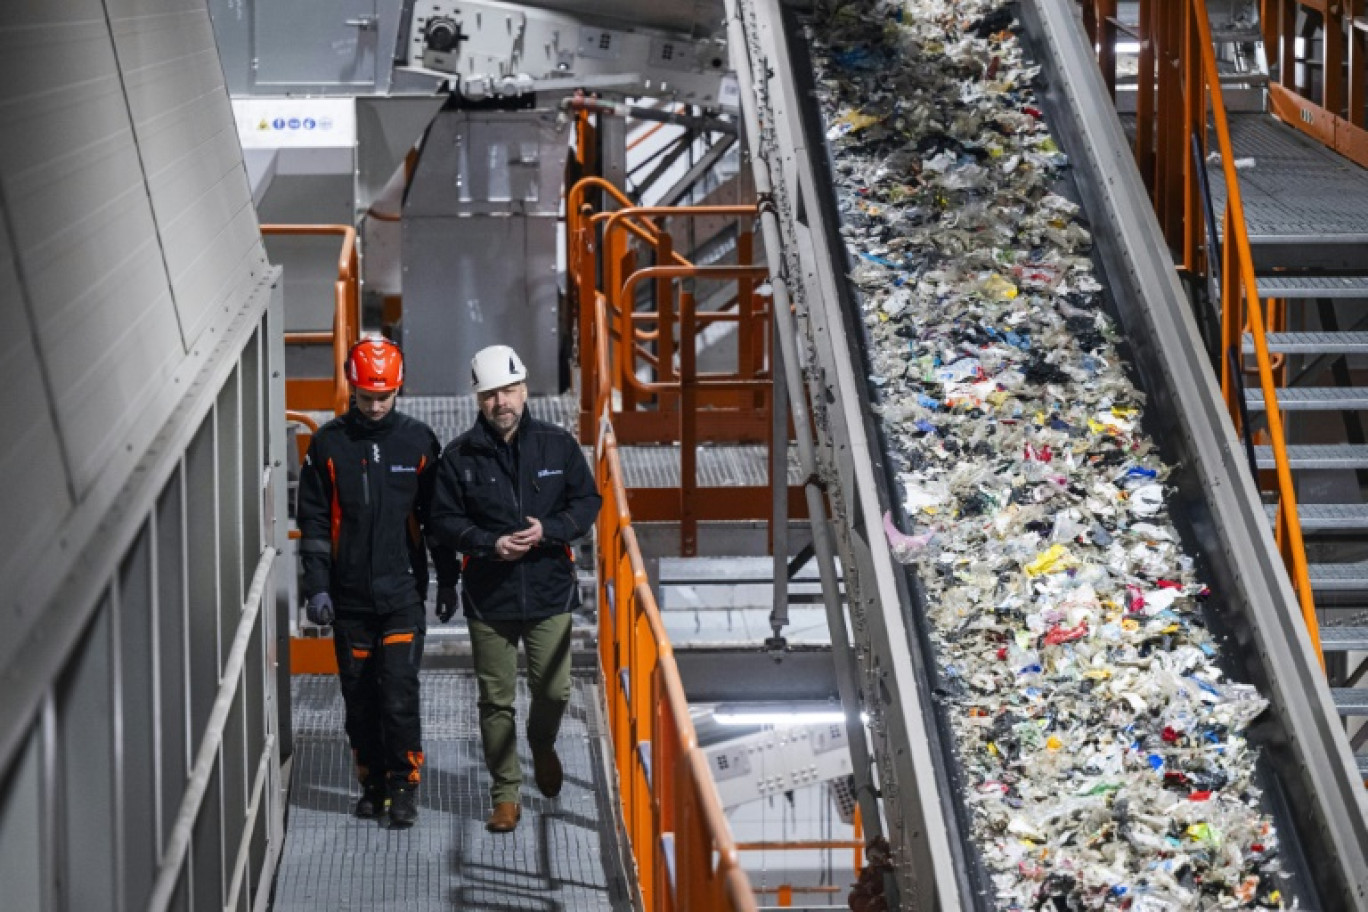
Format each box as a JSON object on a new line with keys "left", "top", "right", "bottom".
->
{"left": 346, "top": 336, "right": 404, "bottom": 391}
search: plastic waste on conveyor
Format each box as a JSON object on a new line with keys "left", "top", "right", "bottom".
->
{"left": 728, "top": 0, "right": 1368, "bottom": 909}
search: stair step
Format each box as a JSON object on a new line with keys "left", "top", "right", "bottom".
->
{"left": 1211, "top": 26, "right": 1265, "bottom": 43}
{"left": 1319, "top": 626, "right": 1368, "bottom": 651}
{"left": 1245, "top": 332, "right": 1368, "bottom": 354}
{"left": 1217, "top": 71, "right": 1269, "bottom": 86}
{"left": 1263, "top": 503, "right": 1368, "bottom": 531}
{"left": 1255, "top": 275, "right": 1368, "bottom": 299}
{"left": 1309, "top": 562, "right": 1368, "bottom": 591}
{"left": 1255, "top": 444, "right": 1368, "bottom": 470}
{"left": 1246, "top": 387, "right": 1368, "bottom": 410}
{"left": 1331, "top": 687, "right": 1368, "bottom": 715}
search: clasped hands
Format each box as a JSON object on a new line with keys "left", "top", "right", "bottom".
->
{"left": 494, "top": 517, "right": 543, "bottom": 561}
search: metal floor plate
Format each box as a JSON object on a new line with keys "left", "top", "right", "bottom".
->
{"left": 274, "top": 671, "right": 631, "bottom": 912}
{"left": 1209, "top": 112, "right": 1368, "bottom": 246}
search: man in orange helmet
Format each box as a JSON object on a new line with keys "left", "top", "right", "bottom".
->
{"left": 296, "top": 335, "right": 459, "bottom": 828}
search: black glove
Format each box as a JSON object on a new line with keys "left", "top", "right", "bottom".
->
{"left": 436, "top": 586, "right": 459, "bottom": 623}
{"left": 305, "top": 591, "right": 334, "bottom": 626}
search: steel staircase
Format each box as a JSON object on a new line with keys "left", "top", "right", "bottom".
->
{"left": 1223, "top": 139, "right": 1368, "bottom": 758}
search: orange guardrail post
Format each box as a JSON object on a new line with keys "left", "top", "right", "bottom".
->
{"left": 263, "top": 224, "right": 359, "bottom": 416}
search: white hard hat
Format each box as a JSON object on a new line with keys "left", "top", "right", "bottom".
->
{"left": 471, "top": 344, "right": 528, "bottom": 393}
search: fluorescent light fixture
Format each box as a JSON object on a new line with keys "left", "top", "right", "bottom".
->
{"left": 713, "top": 710, "right": 847, "bottom": 726}
{"left": 711, "top": 702, "right": 851, "bottom": 726}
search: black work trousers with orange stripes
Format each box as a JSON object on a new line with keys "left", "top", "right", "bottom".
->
{"left": 331, "top": 601, "right": 426, "bottom": 788}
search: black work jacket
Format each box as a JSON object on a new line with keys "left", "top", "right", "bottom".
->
{"left": 297, "top": 407, "right": 457, "bottom": 614}
{"left": 429, "top": 410, "right": 601, "bottom": 622}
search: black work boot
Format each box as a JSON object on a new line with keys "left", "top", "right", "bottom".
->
{"left": 354, "top": 780, "right": 387, "bottom": 819}
{"left": 533, "top": 747, "right": 564, "bottom": 798}
{"left": 388, "top": 783, "right": 418, "bottom": 828}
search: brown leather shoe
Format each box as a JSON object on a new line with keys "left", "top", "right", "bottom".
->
{"left": 532, "top": 747, "right": 563, "bottom": 798}
{"left": 486, "top": 801, "right": 521, "bottom": 833}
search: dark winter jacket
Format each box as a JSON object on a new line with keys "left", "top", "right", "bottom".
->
{"left": 297, "top": 407, "right": 458, "bottom": 614}
{"left": 429, "top": 410, "right": 601, "bottom": 622}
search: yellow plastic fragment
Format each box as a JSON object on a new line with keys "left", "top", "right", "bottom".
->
{"left": 1025, "top": 544, "right": 1071, "bottom": 577}
{"left": 982, "top": 273, "right": 1019, "bottom": 300}
{"left": 1045, "top": 735, "right": 1062, "bottom": 751}
{"left": 837, "top": 110, "right": 881, "bottom": 132}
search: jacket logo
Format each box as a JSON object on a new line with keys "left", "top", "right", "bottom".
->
{"left": 391, "top": 464, "right": 417, "bottom": 473}
{"left": 537, "top": 468, "right": 563, "bottom": 478}
{"left": 372, "top": 443, "right": 381, "bottom": 463}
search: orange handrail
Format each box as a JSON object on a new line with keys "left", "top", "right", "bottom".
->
{"left": 1081, "top": 1, "right": 1320, "bottom": 659}
{"left": 284, "top": 410, "right": 319, "bottom": 434}
{"left": 263, "top": 224, "right": 359, "bottom": 416}
{"left": 615, "top": 264, "right": 770, "bottom": 396}
{"left": 588, "top": 209, "right": 757, "bottom": 905}
{"left": 596, "top": 425, "right": 758, "bottom": 912}
{"left": 1192, "top": 3, "right": 1320, "bottom": 660}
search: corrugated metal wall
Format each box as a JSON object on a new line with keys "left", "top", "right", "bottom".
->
{"left": 0, "top": 0, "right": 287, "bottom": 909}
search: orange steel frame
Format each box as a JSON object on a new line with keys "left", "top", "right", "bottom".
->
{"left": 1080, "top": 0, "right": 1322, "bottom": 659}
{"left": 568, "top": 179, "right": 804, "bottom": 548}
{"left": 592, "top": 281, "right": 758, "bottom": 908}
{"left": 263, "top": 224, "right": 360, "bottom": 417}
{"left": 1262, "top": 0, "right": 1368, "bottom": 169}
{"left": 733, "top": 805, "right": 865, "bottom": 906}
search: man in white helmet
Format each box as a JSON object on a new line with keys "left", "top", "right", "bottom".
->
{"left": 429, "top": 344, "right": 602, "bottom": 832}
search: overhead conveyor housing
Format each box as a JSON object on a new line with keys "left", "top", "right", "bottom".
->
{"left": 726, "top": 0, "right": 1368, "bottom": 907}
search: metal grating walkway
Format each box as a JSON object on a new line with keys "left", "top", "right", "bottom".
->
{"left": 402, "top": 394, "right": 579, "bottom": 441}
{"left": 1209, "top": 112, "right": 1368, "bottom": 267}
{"left": 273, "top": 671, "right": 632, "bottom": 911}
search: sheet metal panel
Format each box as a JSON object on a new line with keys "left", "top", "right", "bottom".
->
{"left": 402, "top": 109, "right": 567, "bottom": 394}
{"left": 108, "top": 0, "right": 268, "bottom": 349}
{"left": 0, "top": 2, "right": 185, "bottom": 499}
{"left": 0, "top": 217, "right": 72, "bottom": 609}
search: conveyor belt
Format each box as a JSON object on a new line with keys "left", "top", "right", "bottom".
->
{"left": 729, "top": 0, "right": 1368, "bottom": 908}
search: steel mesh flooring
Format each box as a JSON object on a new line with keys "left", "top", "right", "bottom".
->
{"left": 614, "top": 444, "right": 803, "bottom": 488}
{"left": 274, "top": 671, "right": 630, "bottom": 911}
{"left": 1209, "top": 112, "right": 1368, "bottom": 242}
{"left": 402, "top": 394, "right": 579, "bottom": 441}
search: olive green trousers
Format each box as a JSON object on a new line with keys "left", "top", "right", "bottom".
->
{"left": 468, "top": 613, "right": 573, "bottom": 804}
